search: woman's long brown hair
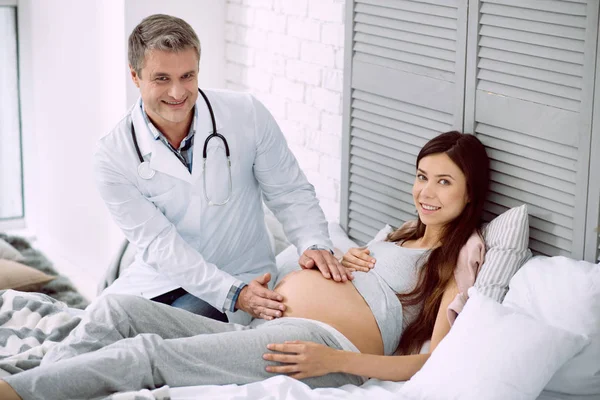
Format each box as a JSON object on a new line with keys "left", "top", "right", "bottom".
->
{"left": 389, "top": 131, "right": 490, "bottom": 355}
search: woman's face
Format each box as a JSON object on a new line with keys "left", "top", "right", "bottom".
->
{"left": 412, "top": 153, "right": 469, "bottom": 229}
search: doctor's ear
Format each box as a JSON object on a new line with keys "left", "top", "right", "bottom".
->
{"left": 129, "top": 65, "right": 140, "bottom": 88}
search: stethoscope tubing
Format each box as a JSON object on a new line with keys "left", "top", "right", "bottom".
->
{"left": 131, "top": 88, "right": 232, "bottom": 206}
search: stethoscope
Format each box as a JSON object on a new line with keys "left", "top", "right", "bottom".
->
{"left": 131, "top": 88, "right": 232, "bottom": 206}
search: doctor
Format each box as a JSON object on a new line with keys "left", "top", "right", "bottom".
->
{"left": 95, "top": 14, "right": 350, "bottom": 323}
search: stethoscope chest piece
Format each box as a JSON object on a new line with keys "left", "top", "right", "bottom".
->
{"left": 138, "top": 161, "right": 155, "bottom": 180}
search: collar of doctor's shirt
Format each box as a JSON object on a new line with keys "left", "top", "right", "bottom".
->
{"left": 131, "top": 95, "right": 223, "bottom": 184}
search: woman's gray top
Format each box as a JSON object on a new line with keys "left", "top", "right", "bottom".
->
{"left": 351, "top": 241, "right": 427, "bottom": 355}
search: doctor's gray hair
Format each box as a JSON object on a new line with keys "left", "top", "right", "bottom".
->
{"left": 128, "top": 14, "right": 201, "bottom": 77}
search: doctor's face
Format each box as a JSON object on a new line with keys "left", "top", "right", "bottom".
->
{"left": 130, "top": 48, "right": 199, "bottom": 128}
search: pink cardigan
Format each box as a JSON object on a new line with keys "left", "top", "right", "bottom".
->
{"left": 447, "top": 230, "right": 486, "bottom": 325}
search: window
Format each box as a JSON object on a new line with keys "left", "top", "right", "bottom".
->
{"left": 0, "top": 5, "right": 24, "bottom": 224}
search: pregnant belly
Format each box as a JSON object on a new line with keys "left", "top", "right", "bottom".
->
{"left": 274, "top": 269, "right": 384, "bottom": 355}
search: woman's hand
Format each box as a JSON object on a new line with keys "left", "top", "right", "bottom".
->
{"left": 263, "top": 341, "right": 341, "bottom": 379}
{"left": 340, "top": 247, "right": 375, "bottom": 272}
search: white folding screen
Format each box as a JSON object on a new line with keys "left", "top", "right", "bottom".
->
{"left": 341, "top": 0, "right": 600, "bottom": 262}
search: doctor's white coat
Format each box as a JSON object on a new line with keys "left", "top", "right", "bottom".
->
{"left": 94, "top": 90, "right": 332, "bottom": 318}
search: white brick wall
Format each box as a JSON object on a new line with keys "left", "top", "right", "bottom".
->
{"left": 225, "top": 0, "right": 345, "bottom": 222}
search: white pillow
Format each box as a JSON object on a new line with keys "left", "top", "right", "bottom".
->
{"left": 366, "top": 224, "right": 393, "bottom": 247}
{"left": 401, "top": 288, "right": 589, "bottom": 400}
{"left": 502, "top": 256, "right": 600, "bottom": 395}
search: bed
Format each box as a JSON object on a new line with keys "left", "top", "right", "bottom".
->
{"left": 3, "top": 208, "right": 599, "bottom": 400}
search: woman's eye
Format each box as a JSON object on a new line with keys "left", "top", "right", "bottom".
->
{"left": 417, "top": 174, "right": 427, "bottom": 181}
{"left": 439, "top": 179, "right": 450, "bottom": 185}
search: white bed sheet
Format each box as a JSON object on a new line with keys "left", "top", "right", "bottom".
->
{"left": 168, "top": 376, "right": 600, "bottom": 400}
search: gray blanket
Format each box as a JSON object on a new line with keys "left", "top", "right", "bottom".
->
{"left": 0, "top": 233, "right": 89, "bottom": 309}
{"left": 0, "top": 290, "right": 170, "bottom": 400}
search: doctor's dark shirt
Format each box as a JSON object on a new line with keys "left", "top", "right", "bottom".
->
{"left": 140, "top": 101, "right": 246, "bottom": 312}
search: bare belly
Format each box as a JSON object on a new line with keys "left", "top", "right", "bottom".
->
{"left": 274, "top": 269, "right": 384, "bottom": 355}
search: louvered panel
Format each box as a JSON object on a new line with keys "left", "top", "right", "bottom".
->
{"left": 479, "top": 37, "right": 583, "bottom": 64}
{"left": 350, "top": 192, "right": 415, "bottom": 225}
{"left": 483, "top": 203, "right": 572, "bottom": 240}
{"left": 355, "top": 3, "right": 456, "bottom": 28}
{"left": 484, "top": 0, "right": 586, "bottom": 15}
{"left": 489, "top": 171, "right": 574, "bottom": 208}
{"left": 529, "top": 238, "right": 571, "bottom": 257}
{"left": 351, "top": 147, "right": 414, "bottom": 176}
{"left": 489, "top": 160, "right": 574, "bottom": 194}
{"left": 478, "top": 48, "right": 583, "bottom": 77}
{"left": 353, "top": 99, "right": 450, "bottom": 133}
{"left": 353, "top": 52, "right": 455, "bottom": 83}
{"left": 350, "top": 176, "right": 415, "bottom": 212}
{"left": 488, "top": 181, "right": 573, "bottom": 219}
{"left": 353, "top": 128, "right": 422, "bottom": 155}
{"left": 354, "top": 90, "right": 453, "bottom": 124}
{"left": 479, "top": 14, "right": 585, "bottom": 40}
{"left": 358, "top": 0, "right": 457, "bottom": 17}
{"left": 477, "top": 81, "right": 579, "bottom": 111}
{"left": 353, "top": 0, "right": 459, "bottom": 82}
{"left": 479, "top": 134, "right": 576, "bottom": 172}
{"left": 350, "top": 210, "right": 390, "bottom": 232}
{"left": 479, "top": 59, "right": 580, "bottom": 89}
{"left": 477, "top": 1, "right": 586, "bottom": 113}
{"left": 478, "top": 69, "right": 580, "bottom": 100}
{"left": 486, "top": 192, "right": 572, "bottom": 229}
{"left": 350, "top": 164, "right": 414, "bottom": 194}
{"left": 528, "top": 227, "right": 572, "bottom": 252}
{"left": 355, "top": 13, "right": 455, "bottom": 41}
{"left": 351, "top": 136, "right": 416, "bottom": 165}
{"left": 355, "top": 33, "right": 455, "bottom": 61}
{"left": 477, "top": 123, "right": 578, "bottom": 159}
{"left": 355, "top": 23, "right": 455, "bottom": 51}
{"left": 352, "top": 109, "right": 444, "bottom": 140}
{"left": 353, "top": 43, "right": 455, "bottom": 77}
{"left": 477, "top": 106, "right": 578, "bottom": 256}
{"left": 481, "top": 3, "right": 585, "bottom": 27}
{"left": 350, "top": 183, "right": 416, "bottom": 218}
{"left": 351, "top": 155, "right": 415, "bottom": 186}
{"left": 479, "top": 26, "right": 584, "bottom": 53}
{"left": 348, "top": 223, "right": 377, "bottom": 244}
{"left": 351, "top": 125, "right": 425, "bottom": 152}
{"left": 487, "top": 148, "right": 577, "bottom": 188}
{"left": 349, "top": 201, "right": 405, "bottom": 230}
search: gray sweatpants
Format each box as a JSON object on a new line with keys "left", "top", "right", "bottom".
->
{"left": 4, "top": 294, "right": 364, "bottom": 400}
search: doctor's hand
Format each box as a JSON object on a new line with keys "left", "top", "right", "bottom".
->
{"left": 340, "top": 247, "right": 376, "bottom": 273}
{"left": 235, "top": 273, "right": 286, "bottom": 320}
{"left": 299, "top": 249, "right": 353, "bottom": 282}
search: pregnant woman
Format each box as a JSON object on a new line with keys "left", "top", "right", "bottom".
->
{"left": 0, "top": 131, "right": 490, "bottom": 400}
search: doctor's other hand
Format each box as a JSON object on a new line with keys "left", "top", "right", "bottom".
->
{"left": 340, "top": 247, "right": 375, "bottom": 273}
{"left": 235, "top": 273, "right": 286, "bottom": 320}
{"left": 299, "top": 249, "right": 353, "bottom": 282}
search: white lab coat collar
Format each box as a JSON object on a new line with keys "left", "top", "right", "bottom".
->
{"left": 130, "top": 94, "right": 222, "bottom": 184}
